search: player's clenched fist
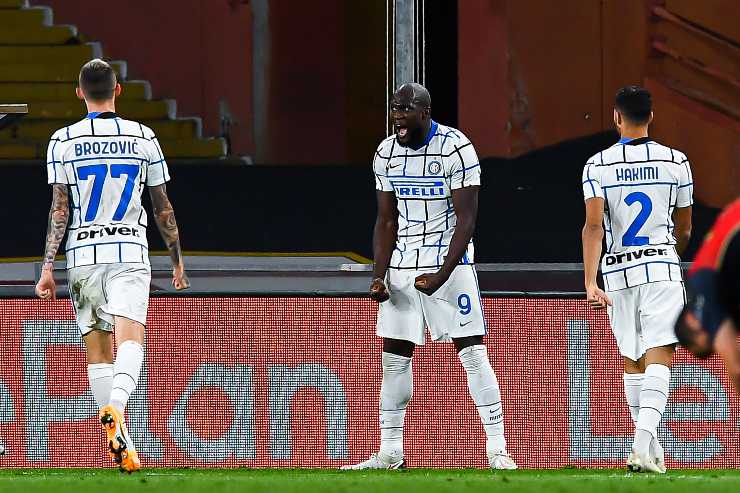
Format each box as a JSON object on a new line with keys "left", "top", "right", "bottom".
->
{"left": 35, "top": 264, "right": 57, "bottom": 300}
{"left": 414, "top": 272, "right": 446, "bottom": 296}
{"left": 369, "top": 277, "right": 390, "bottom": 302}
{"left": 172, "top": 263, "right": 190, "bottom": 291}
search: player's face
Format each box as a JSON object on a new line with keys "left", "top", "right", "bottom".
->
{"left": 391, "top": 94, "right": 425, "bottom": 147}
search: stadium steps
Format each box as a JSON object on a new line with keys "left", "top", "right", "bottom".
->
{"left": 0, "top": 2, "right": 227, "bottom": 160}
{"left": 0, "top": 61, "right": 129, "bottom": 82}
{"left": 0, "top": 138, "right": 225, "bottom": 160}
{"left": 24, "top": 99, "right": 176, "bottom": 119}
{"left": 0, "top": 81, "right": 152, "bottom": 101}
{"left": 1, "top": 118, "right": 202, "bottom": 141}
{"left": 0, "top": 0, "right": 28, "bottom": 9}
{"left": 0, "top": 25, "right": 77, "bottom": 45}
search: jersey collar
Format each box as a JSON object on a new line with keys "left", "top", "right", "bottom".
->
{"left": 86, "top": 111, "right": 118, "bottom": 119}
{"left": 619, "top": 136, "right": 651, "bottom": 145}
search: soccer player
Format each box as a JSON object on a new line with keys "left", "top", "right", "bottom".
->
{"left": 581, "top": 86, "right": 693, "bottom": 473}
{"left": 342, "top": 83, "right": 516, "bottom": 471}
{"left": 34, "top": 59, "right": 190, "bottom": 472}
{"left": 675, "top": 198, "right": 740, "bottom": 394}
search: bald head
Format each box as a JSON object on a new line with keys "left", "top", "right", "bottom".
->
{"left": 394, "top": 82, "right": 431, "bottom": 109}
{"left": 390, "top": 82, "right": 432, "bottom": 147}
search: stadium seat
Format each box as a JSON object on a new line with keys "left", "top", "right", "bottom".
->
{"left": 0, "top": 2, "right": 227, "bottom": 160}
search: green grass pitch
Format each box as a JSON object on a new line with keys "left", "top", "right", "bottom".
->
{"left": 1, "top": 468, "right": 739, "bottom": 493}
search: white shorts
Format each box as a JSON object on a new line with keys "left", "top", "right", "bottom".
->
{"left": 606, "top": 281, "right": 685, "bottom": 361}
{"left": 67, "top": 263, "right": 151, "bottom": 336}
{"left": 376, "top": 264, "right": 486, "bottom": 345}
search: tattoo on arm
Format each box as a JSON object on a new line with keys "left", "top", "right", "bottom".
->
{"left": 43, "top": 185, "right": 70, "bottom": 265}
{"left": 149, "top": 184, "right": 183, "bottom": 267}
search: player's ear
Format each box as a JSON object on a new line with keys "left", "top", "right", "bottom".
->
{"left": 647, "top": 111, "right": 654, "bottom": 125}
{"left": 613, "top": 109, "right": 621, "bottom": 128}
{"left": 76, "top": 86, "right": 85, "bottom": 101}
{"left": 114, "top": 83, "right": 122, "bottom": 98}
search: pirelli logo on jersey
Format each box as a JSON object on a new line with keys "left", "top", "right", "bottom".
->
{"left": 604, "top": 247, "right": 668, "bottom": 266}
{"left": 390, "top": 179, "right": 445, "bottom": 198}
{"left": 76, "top": 225, "right": 141, "bottom": 241}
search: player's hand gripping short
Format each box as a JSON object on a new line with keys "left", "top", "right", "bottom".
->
{"left": 586, "top": 283, "right": 612, "bottom": 310}
{"left": 172, "top": 263, "right": 190, "bottom": 290}
{"left": 369, "top": 278, "right": 390, "bottom": 302}
{"left": 414, "top": 271, "right": 448, "bottom": 296}
{"left": 35, "top": 263, "right": 57, "bottom": 300}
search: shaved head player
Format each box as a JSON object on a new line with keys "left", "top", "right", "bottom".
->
{"left": 341, "top": 83, "right": 517, "bottom": 471}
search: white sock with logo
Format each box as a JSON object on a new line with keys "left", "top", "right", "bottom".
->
{"left": 109, "top": 340, "right": 144, "bottom": 414}
{"left": 623, "top": 372, "right": 644, "bottom": 426}
{"left": 634, "top": 364, "right": 671, "bottom": 456}
{"left": 87, "top": 363, "right": 114, "bottom": 409}
{"left": 458, "top": 345, "right": 507, "bottom": 456}
{"left": 378, "top": 352, "right": 413, "bottom": 464}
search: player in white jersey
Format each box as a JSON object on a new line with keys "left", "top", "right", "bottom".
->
{"left": 341, "top": 83, "right": 516, "bottom": 471}
{"left": 34, "top": 59, "right": 190, "bottom": 472}
{"left": 581, "top": 86, "right": 693, "bottom": 473}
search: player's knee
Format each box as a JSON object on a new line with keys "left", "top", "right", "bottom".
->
{"left": 453, "top": 335, "right": 484, "bottom": 353}
{"left": 382, "top": 338, "right": 415, "bottom": 358}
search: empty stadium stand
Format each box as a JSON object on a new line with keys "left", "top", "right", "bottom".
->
{"left": 0, "top": 0, "right": 227, "bottom": 160}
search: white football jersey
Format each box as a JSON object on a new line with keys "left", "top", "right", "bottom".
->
{"left": 582, "top": 137, "right": 693, "bottom": 291}
{"left": 46, "top": 113, "right": 170, "bottom": 269}
{"left": 374, "top": 121, "right": 480, "bottom": 270}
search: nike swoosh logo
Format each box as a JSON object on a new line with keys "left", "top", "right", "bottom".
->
{"left": 459, "top": 321, "right": 472, "bottom": 327}
{"left": 388, "top": 162, "right": 403, "bottom": 169}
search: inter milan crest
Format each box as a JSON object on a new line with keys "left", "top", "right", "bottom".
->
{"left": 427, "top": 160, "right": 442, "bottom": 175}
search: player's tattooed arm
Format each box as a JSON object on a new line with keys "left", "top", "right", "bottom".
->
{"left": 149, "top": 184, "right": 190, "bottom": 290}
{"left": 36, "top": 184, "right": 69, "bottom": 300}
{"left": 415, "top": 186, "right": 479, "bottom": 295}
{"left": 43, "top": 184, "right": 70, "bottom": 266}
{"left": 371, "top": 191, "right": 398, "bottom": 302}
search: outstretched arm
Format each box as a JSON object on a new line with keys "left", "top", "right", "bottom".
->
{"left": 35, "top": 184, "right": 69, "bottom": 300}
{"left": 148, "top": 183, "right": 190, "bottom": 290}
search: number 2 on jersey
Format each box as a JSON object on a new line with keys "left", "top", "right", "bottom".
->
{"left": 77, "top": 164, "right": 140, "bottom": 222}
{"left": 621, "top": 191, "right": 652, "bottom": 247}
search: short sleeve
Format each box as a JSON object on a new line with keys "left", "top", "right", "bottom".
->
{"left": 145, "top": 136, "right": 171, "bottom": 187}
{"left": 373, "top": 144, "right": 392, "bottom": 192}
{"left": 676, "top": 157, "right": 693, "bottom": 208}
{"left": 582, "top": 163, "right": 603, "bottom": 201}
{"left": 46, "top": 134, "right": 68, "bottom": 184}
{"left": 448, "top": 140, "right": 480, "bottom": 190}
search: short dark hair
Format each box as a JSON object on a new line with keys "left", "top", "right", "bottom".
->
{"left": 615, "top": 86, "right": 652, "bottom": 125}
{"left": 79, "top": 59, "right": 117, "bottom": 101}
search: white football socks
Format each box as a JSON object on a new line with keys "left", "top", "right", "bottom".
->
{"left": 378, "top": 352, "right": 413, "bottom": 464}
{"left": 458, "top": 345, "right": 507, "bottom": 455}
{"left": 623, "top": 372, "right": 644, "bottom": 426}
{"left": 109, "top": 340, "right": 144, "bottom": 414}
{"left": 634, "top": 364, "right": 671, "bottom": 455}
{"left": 87, "top": 363, "right": 114, "bottom": 409}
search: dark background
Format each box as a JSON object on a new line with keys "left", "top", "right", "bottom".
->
{"left": 5, "top": 132, "right": 715, "bottom": 262}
